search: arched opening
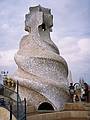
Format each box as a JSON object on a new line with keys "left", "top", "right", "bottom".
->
{"left": 38, "top": 102, "right": 54, "bottom": 110}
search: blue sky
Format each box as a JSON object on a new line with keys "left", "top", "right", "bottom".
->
{"left": 0, "top": 0, "right": 90, "bottom": 84}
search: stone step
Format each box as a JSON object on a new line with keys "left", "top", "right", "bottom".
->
{"left": 26, "top": 103, "right": 90, "bottom": 120}
{"left": 26, "top": 110, "right": 53, "bottom": 117}
{"left": 83, "top": 103, "right": 90, "bottom": 107}
{"left": 26, "top": 112, "right": 38, "bottom": 117}
{"left": 26, "top": 105, "right": 36, "bottom": 114}
{"left": 88, "top": 111, "right": 90, "bottom": 116}
{"left": 84, "top": 107, "right": 90, "bottom": 111}
{"left": 63, "top": 103, "right": 85, "bottom": 111}
{"left": 26, "top": 111, "right": 88, "bottom": 120}
{"left": 87, "top": 116, "right": 90, "bottom": 120}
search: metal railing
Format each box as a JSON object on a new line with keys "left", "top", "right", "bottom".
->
{"left": 0, "top": 81, "right": 26, "bottom": 120}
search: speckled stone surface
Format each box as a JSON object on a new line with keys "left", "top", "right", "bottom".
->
{"left": 12, "top": 5, "right": 70, "bottom": 111}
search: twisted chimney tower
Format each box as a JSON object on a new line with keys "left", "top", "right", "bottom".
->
{"left": 12, "top": 5, "right": 70, "bottom": 111}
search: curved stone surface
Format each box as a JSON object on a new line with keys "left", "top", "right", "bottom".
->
{"left": 0, "top": 107, "right": 16, "bottom": 120}
{"left": 12, "top": 5, "right": 70, "bottom": 111}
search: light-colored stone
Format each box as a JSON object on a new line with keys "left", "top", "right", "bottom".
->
{"left": 63, "top": 103, "right": 85, "bottom": 111}
{"left": 27, "top": 111, "right": 88, "bottom": 120}
{"left": 0, "top": 107, "right": 16, "bottom": 120}
{"left": 26, "top": 103, "right": 90, "bottom": 120}
{"left": 12, "top": 5, "right": 70, "bottom": 111}
{"left": 27, "top": 105, "right": 36, "bottom": 114}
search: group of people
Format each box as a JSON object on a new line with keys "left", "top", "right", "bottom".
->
{"left": 69, "top": 80, "right": 89, "bottom": 103}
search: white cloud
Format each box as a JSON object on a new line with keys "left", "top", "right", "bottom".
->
{"left": 0, "top": 49, "right": 17, "bottom": 66}
{"left": 1, "top": 24, "right": 9, "bottom": 30}
{"left": 56, "top": 36, "right": 90, "bottom": 82}
{"left": 57, "top": 37, "right": 90, "bottom": 62}
{"left": 78, "top": 38, "right": 90, "bottom": 55}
